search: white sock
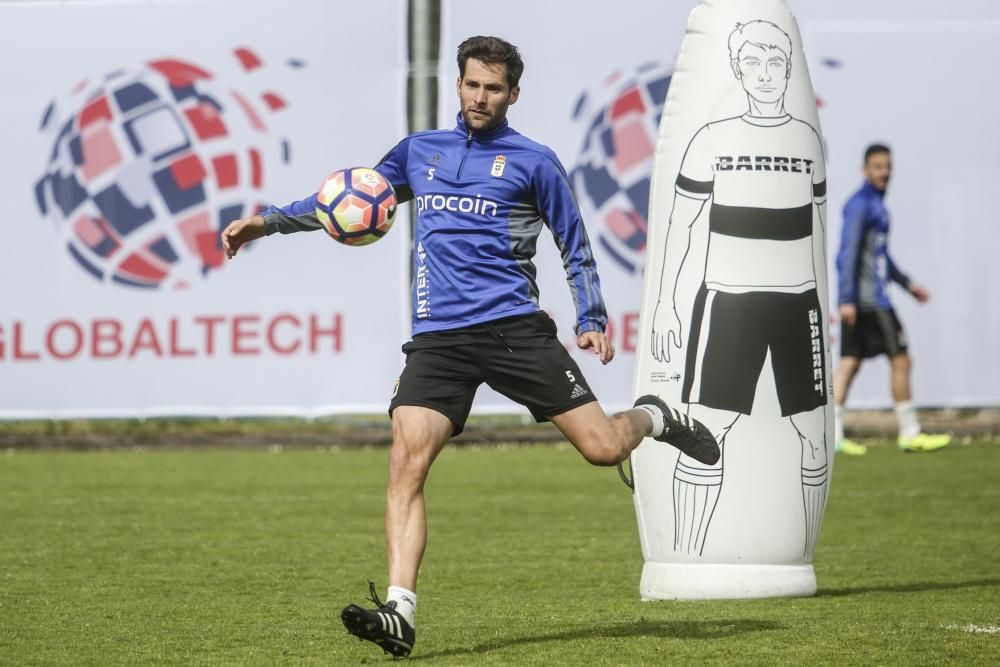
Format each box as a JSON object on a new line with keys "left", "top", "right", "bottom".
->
{"left": 635, "top": 404, "right": 665, "bottom": 438}
{"left": 835, "top": 405, "right": 844, "bottom": 443}
{"left": 387, "top": 586, "right": 416, "bottom": 627}
{"left": 895, "top": 401, "right": 920, "bottom": 440}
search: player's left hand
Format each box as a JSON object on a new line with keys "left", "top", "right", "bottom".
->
{"left": 910, "top": 284, "right": 931, "bottom": 303}
{"left": 578, "top": 331, "right": 615, "bottom": 365}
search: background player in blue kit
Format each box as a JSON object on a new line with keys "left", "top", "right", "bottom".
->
{"left": 221, "top": 36, "right": 719, "bottom": 658}
{"left": 833, "top": 144, "right": 951, "bottom": 455}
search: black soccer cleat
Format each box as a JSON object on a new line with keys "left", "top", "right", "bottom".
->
{"left": 341, "top": 582, "right": 415, "bottom": 658}
{"left": 634, "top": 394, "right": 721, "bottom": 465}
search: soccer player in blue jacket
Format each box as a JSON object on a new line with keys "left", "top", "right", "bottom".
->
{"left": 833, "top": 143, "right": 951, "bottom": 455}
{"left": 221, "top": 36, "right": 718, "bottom": 658}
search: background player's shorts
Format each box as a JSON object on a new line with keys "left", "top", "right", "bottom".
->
{"left": 839, "top": 307, "right": 908, "bottom": 359}
{"left": 682, "top": 287, "right": 827, "bottom": 417}
{"left": 389, "top": 312, "right": 597, "bottom": 436}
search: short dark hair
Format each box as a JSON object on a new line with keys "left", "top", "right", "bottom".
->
{"left": 457, "top": 36, "right": 524, "bottom": 89}
{"left": 864, "top": 143, "right": 891, "bottom": 163}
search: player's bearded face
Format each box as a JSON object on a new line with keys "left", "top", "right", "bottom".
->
{"left": 864, "top": 153, "right": 892, "bottom": 192}
{"left": 458, "top": 59, "right": 519, "bottom": 132}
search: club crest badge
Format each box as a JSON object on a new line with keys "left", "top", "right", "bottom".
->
{"left": 491, "top": 155, "right": 506, "bottom": 177}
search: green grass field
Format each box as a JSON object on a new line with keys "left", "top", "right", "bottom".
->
{"left": 2, "top": 439, "right": 998, "bottom": 665}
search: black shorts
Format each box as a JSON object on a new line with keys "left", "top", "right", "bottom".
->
{"left": 839, "top": 308, "right": 908, "bottom": 359}
{"left": 682, "top": 287, "right": 827, "bottom": 417}
{"left": 388, "top": 312, "right": 598, "bottom": 435}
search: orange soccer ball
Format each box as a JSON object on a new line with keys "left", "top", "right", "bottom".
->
{"left": 314, "top": 167, "right": 397, "bottom": 246}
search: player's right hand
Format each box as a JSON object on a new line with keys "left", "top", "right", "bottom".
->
{"left": 839, "top": 303, "right": 857, "bottom": 327}
{"left": 651, "top": 303, "right": 684, "bottom": 363}
{"left": 221, "top": 215, "right": 267, "bottom": 259}
{"left": 909, "top": 284, "right": 931, "bottom": 303}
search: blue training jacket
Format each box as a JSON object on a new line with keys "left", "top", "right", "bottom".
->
{"left": 836, "top": 180, "right": 911, "bottom": 310}
{"left": 262, "top": 114, "right": 608, "bottom": 337}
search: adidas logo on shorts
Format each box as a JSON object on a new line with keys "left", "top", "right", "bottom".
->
{"left": 570, "top": 384, "right": 589, "bottom": 399}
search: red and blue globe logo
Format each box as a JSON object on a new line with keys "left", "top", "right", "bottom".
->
{"left": 569, "top": 63, "right": 671, "bottom": 275}
{"left": 34, "top": 50, "right": 297, "bottom": 289}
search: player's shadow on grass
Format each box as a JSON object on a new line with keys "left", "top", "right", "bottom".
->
{"left": 413, "top": 618, "right": 783, "bottom": 660}
{"left": 819, "top": 577, "right": 1000, "bottom": 598}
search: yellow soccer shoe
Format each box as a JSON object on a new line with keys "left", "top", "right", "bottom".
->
{"left": 898, "top": 433, "right": 952, "bottom": 453}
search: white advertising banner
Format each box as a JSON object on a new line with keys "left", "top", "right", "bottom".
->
{"left": 442, "top": 0, "right": 1000, "bottom": 410}
{"left": 0, "top": 0, "right": 409, "bottom": 418}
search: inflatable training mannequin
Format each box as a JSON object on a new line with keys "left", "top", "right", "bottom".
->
{"left": 629, "top": 0, "right": 834, "bottom": 599}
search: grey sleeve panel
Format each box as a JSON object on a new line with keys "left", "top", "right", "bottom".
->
{"left": 857, "top": 228, "right": 879, "bottom": 308}
{"left": 543, "top": 213, "right": 580, "bottom": 320}
{"left": 507, "top": 201, "right": 544, "bottom": 305}
{"left": 263, "top": 209, "right": 324, "bottom": 236}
